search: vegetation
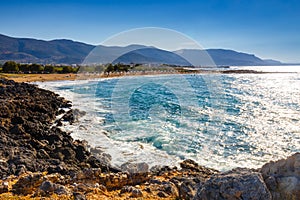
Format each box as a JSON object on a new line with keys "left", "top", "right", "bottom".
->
{"left": 2, "top": 61, "right": 19, "bottom": 73}
{"left": 104, "top": 63, "right": 131, "bottom": 74}
{"left": 0, "top": 61, "right": 79, "bottom": 74}
{"left": 0, "top": 61, "right": 184, "bottom": 75}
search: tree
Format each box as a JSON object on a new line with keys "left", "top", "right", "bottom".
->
{"left": 104, "top": 64, "right": 114, "bottom": 74}
{"left": 62, "top": 66, "right": 74, "bottom": 73}
{"left": 29, "top": 64, "right": 44, "bottom": 73}
{"left": 19, "top": 64, "right": 30, "bottom": 73}
{"left": 44, "top": 65, "right": 55, "bottom": 73}
{"left": 2, "top": 61, "right": 19, "bottom": 73}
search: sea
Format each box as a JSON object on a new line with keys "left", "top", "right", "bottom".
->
{"left": 37, "top": 66, "right": 300, "bottom": 171}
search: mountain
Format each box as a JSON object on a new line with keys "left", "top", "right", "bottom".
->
{"left": 0, "top": 34, "right": 94, "bottom": 64}
{"left": 174, "top": 49, "right": 282, "bottom": 66}
{"left": 262, "top": 59, "right": 282, "bottom": 65}
{"left": 82, "top": 44, "right": 149, "bottom": 64}
{"left": 114, "top": 48, "right": 191, "bottom": 65}
{"left": 0, "top": 33, "right": 282, "bottom": 66}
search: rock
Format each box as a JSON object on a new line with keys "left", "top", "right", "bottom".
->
{"left": 0, "top": 79, "right": 109, "bottom": 178}
{"left": 162, "top": 182, "right": 178, "bottom": 196}
{"left": 73, "top": 168, "right": 102, "bottom": 185}
{"left": 260, "top": 153, "right": 300, "bottom": 200}
{"left": 131, "top": 188, "right": 143, "bottom": 198}
{"left": 150, "top": 165, "right": 173, "bottom": 176}
{"left": 39, "top": 181, "right": 55, "bottom": 194}
{"left": 73, "top": 192, "right": 86, "bottom": 200}
{"left": 37, "top": 180, "right": 69, "bottom": 196}
{"left": 120, "top": 185, "right": 134, "bottom": 194}
{"left": 178, "top": 179, "right": 201, "bottom": 200}
{"left": 61, "top": 109, "right": 86, "bottom": 124}
{"left": 194, "top": 168, "right": 271, "bottom": 200}
{"left": 90, "top": 147, "right": 112, "bottom": 167}
{"left": 0, "top": 182, "right": 8, "bottom": 194}
{"left": 157, "top": 191, "right": 168, "bottom": 198}
{"left": 73, "top": 183, "right": 93, "bottom": 193}
{"left": 144, "top": 187, "right": 151, "bottom": 193}
{"left": 36, "top": 180, "right": 69, "bottom": 196}
{"left": 121, "top": 162, "right": 149, "bottom": 174}
{"left": 180, "top": 159, "right": 218, "bottom": 175}
{"left": 12, "top": 172, "right": 44, "bottom": 195}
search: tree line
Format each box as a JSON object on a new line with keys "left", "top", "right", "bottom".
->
{"left": 0, "top": 61, "right": 134, "bottom": 74}
{"left": 0, "top": 61, "right": 78, "bottom": 74}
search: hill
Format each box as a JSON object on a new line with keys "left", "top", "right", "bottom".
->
{"left": 0, "top": 34, "right": 94, "bottom": 64}
{"left": 0, "top": 34, "right": 282, "bottom": 66}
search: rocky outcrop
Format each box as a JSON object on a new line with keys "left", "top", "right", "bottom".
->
{"left": 0, "top": 79, "right": 116, "bottom": 179}
{"left": 260, "top": 153, "right": 300, "bottom": 200}
{"left": 194, "top": 168, "right": 272, "bottom": 200}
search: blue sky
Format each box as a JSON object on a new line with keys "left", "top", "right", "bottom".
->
{"left": 1, "top": 0, "right": 300, "bottom": 63}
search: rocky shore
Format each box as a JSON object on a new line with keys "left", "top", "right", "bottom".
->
{"left": 0, "top": 79, "right": 299, "bottom": 200}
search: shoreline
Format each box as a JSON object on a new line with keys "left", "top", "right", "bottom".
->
{"left": 0, "top": 78, "right": 299, "bottom": 199}
{"left": 1, "top": 68, "right": 297, "bottom": 83}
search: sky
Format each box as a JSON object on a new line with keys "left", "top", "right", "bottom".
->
{"left": 0, "top": 0, "right": 300, "bottom": 63}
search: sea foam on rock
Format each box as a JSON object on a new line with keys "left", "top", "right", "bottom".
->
{"left": 0, "top": 79, "right": 116, "bottom": 179}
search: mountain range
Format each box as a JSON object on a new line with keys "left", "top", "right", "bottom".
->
{"left": 0, "top": 33, "right": 282, "bottom": 66}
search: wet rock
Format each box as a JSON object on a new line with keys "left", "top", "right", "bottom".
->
{"left": 260, "top": 153, "right": 300, "bottom": 200}
{"left": 90, "top": 147, "right": 112, "bottom": 167}
{"left": 0, "top": 79, "right": 110, "bottom": 178}
{"left": 180, "top": 159, "right": 218, "bottom": 176}
{"left": 194, "top": 168, "right": 271, "bottom": 200}
{"left": 121, "top": 162, "right": 149, "bottom": 174}
{"left": 60, "top": 109, "right": 86, "bottom": 124}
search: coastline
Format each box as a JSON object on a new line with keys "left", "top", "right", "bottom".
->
{"left": 0, "top": 78, "right": 299, "bottom": 199}
{"left": 1, "top": 68, "right": 295, "bottom": 83}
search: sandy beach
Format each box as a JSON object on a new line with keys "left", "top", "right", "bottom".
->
{"left": 0, "top": 69, "right": 275, "bottom": 83}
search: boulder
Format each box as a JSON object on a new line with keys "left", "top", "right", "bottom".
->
{"left": 260, "top": 153, "right": 300, "bottom": 200}
{"left": 12, "top": 172, "right": 44, "bottom": 195}
{"left": 121, "top": 162, "right": 149, "bottom": 174}
{"left": 180, "top": 159, "right": 218, "bottom": 176}
{"left": 194, "top": 168, "right": 272, "bottom": 200}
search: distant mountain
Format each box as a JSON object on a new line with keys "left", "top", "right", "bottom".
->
{"left": 262, "top": 59, "right": 282, "bottom": 65}
{"left": 82, "top": 44, "right": 149, "bottom": 64}
{"left": 114, "top": 48, "right": 191, "bottom": 65}
{"left": 0, "top": 33, "right": 282, "bottom": 66}
{"left": 174, "top": 49, "right": 282, "bottom": 66}
{"left": 0, "top": 34, "right": 94, "bottom": 64}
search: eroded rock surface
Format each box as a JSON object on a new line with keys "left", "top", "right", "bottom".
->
{"left": 260, "top": 153, "right": 300, "bottom": 200}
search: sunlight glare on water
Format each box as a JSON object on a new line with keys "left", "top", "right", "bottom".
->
{"left": 37, "top": 72, "right": 300, "bottom": 171}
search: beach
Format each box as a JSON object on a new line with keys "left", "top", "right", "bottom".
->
{"left": 0, "top": 68, "right": 276, "bottom": 83}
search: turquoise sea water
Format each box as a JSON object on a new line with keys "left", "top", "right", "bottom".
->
{"left": 38, "top": 68, "right": 300, "bottom": 171}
